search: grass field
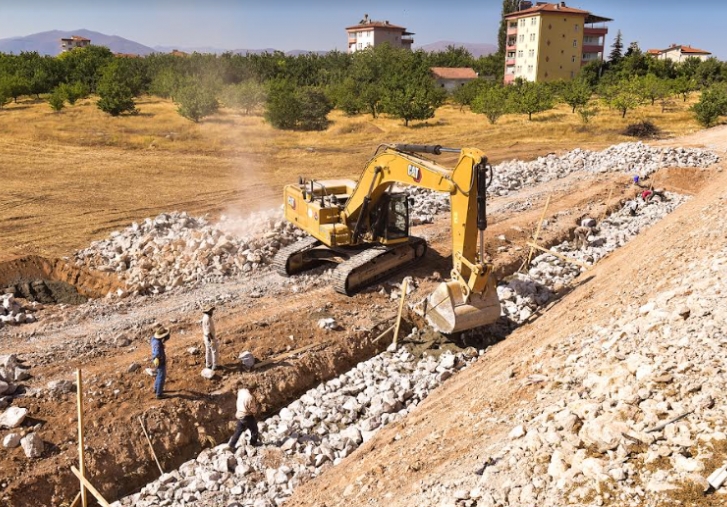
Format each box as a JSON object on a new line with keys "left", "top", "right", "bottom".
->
{"left": 0, "top": 93, "right": 705, "bottom": 261}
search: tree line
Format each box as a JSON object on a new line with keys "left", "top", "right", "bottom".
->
{"left": 0, "top": 37, "right": 726, "bottom": 129}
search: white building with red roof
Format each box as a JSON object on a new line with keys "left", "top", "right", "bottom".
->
{"left": 346, "top": 14, "right": 414, "bottom": 53}
{"left": 647, "top": 44, "right": 712, "bottom": 63}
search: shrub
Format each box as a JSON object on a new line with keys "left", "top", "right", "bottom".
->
{"left": 623, "top": 120, "right": 659, "bottom": 138}
{"left": 48, "top": 88, "right": 65, "bottom": 112}
{"left": 175, "top": 83, "right": 219, "bottom": 122}
{"left": 576, "top": 103, "right": 599, "bottom": 124}
{"left": 691, "top": 86, "right": 727, "bottom": 128}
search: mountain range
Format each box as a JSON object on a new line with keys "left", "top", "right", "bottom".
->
{"left": 0, "top": 29, "right": 496, "bottom": 59}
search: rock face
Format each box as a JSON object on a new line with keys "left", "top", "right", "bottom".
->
{"left": 119, "top": 348, "right": 472, "bottom": 507}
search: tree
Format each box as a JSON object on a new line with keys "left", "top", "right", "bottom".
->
{"left": 609, "top": 30, "right": 624, "bottom": 63}
{"left": 691, "top": 85, "right": 727, "bottom": 127}
{"left": 221, "top": 80, "right": 266, "bottom": 115}
{"left": 175, "top": 83, "right": 219, "bottom": 122}
{"left": 624, "top": 41, "right": 641, "bottom": 58}
{"left": 560, "top": 79, "right": 592, "bottom": 113}
{"left": 5, "top": 75, "right": 30, "bottom": 103}
{"left": 428, "top": 45, "right": 474, "bottom": 68}
{"left": 637, "top": 74, "right": 670, "bottom": 106}
{"left": 510, "top": 80, "right": 553, "bottom": 120}
{"left": 673, "top": 75, "right": 697, "bottom": 102}
{"left": 264, "top": 79, "right": 300, "bottom": 129}
{"left": 57, "top": 82, "right": 87, "bottom": 105}
{"left": 96, "top": 61, "right": 137, "bottom": 116}
{"left": 297, "top": 88, "right": 333, "bottom": 130}
{"left": 452, "top": 79, "right": 490, "bottom": 112}
{"left": 601, "top": 77, "right": 645, "bottom": 118}
{"left": 57, "top": 45, "right": 114, "bottom": 93}
{"left": 577, "top": 102, "right": 599, "bottom": 124}
{"left": 48, "top": 88, "right": 65, "bottom": 112}
{"left": 0, "top": 81, "right": 10, "bottom": 109}
{"left": 471, "top": 84, "right": 510, "bottom": 124}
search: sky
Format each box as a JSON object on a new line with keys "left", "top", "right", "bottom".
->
{"left": 0, "top": 0, "right": 725, "bottom": 59}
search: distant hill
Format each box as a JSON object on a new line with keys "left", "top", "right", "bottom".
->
{"left": 154, "top": 45, "right": 328, "bottom": 56}
{"left": 0, "top": 29, "right": 156, "bottom": 56}
{"left": 417, "top": 40, "right": 497, "bottom": 58}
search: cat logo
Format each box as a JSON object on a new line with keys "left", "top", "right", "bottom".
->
{"left": 287, "top": 196, "right": 296, "bottom": 209}
{"left": 407, "top": 164, "right": 422, "bottom": 183}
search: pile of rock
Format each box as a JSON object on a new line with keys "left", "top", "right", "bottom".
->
{"left": 0, "top": 294, "right": 39, "bottom": 327}
{"left": 488, "top": 142, "right": 719, "bottom": 197}
{"left": 117, "top": 347, "right": 478, "bottom": 507}
{"left": 74, "top": 211, "right": 306, "bottom": 295}
{"left": 0, "top": 355, "right": 42, "bottom": 458}
{"left": 497, "top": 193, "right": 688, "bottom": 325}
{"left": 426, "top": 250, "right": 727, "bottom": 507}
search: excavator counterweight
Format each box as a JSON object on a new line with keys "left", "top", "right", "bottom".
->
{"left": 272, "top": 143, "right": 501, "bottom": 334}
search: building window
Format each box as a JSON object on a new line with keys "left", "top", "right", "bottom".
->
{"left": 530, "top": 33, "right": 536, "bottom": 41}
{"left": 572, "top": 56, "right": 576, "bottom": 63}
{"left": 528, "top": 65, "right": 534, "bottom": 73}
{"left": 520, "top": 19, "right": 525, "bottom": 27}
{"left": 528, "top": 49, "right": 535, "bottom": 57}
{"left": 573, "top": 39, "right": 577, "bottom": 47}
{"left": 570, "top": 71, "right": 575, "bottom": 78}
{"left": 531, "top": 17, "right": 536, "bottom": 25}
{"left": 519, "top": 34, "right": 524, "bottom": 42}
{"left": 358, "top": 43, "right": 362, "bottom": 49}
{"left": 575, "top": 24, "right": 579, "bottom": 32}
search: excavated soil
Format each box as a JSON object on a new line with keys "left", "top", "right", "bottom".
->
{"left": 0, "top": 134, "right": 721, "bottom": 506}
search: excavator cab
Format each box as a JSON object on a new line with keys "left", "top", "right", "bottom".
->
{"left": 370, "top": 192, "right": 410, "bottom": 243}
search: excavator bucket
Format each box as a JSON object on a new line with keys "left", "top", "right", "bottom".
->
{"left": 425, "top": 277, "right": 501, "bottom": 334}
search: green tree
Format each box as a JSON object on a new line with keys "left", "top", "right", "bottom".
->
{"left": 149, "top": 68, "right": 185, "bottom": 100}
{"left": 560, "top": 79, "right": 592, "bottom": 113}
{"left": 452, "top": 79, "right": 490, "bottom": 112}
{"left": 577, "top": 102, "right": 599, "bottom": 124}
{"left": 0, "top": 81, "right": 10, "bottom": 109}
{"left": 48, "top": 88, "right": 65, "bottom": 112}
{"left": 58, "top": 45, "right": 114, "bottom": 93}
{"left": 609, "top": 30, "right": 624, "bottom": 63}
{"left": 691, "top": 85, "right": 727, "bottom": 127}
{"left": 5, "top": 75, "right": 30, "bottom": 103}
{"left": 637, "top": 74, "right": 670, "bottom": 106}
{"left": 601, "top": 77, "right": 646, "bottom": 118}
{"left": 57, "top": 81, "right": 87, "bottom": 105}
{"left": 265, "top": 79, "right": 300, "bottom": 129}
{"left": 175, "top": 83, "right": 219, "bottom": 122}
{"left": 96, "top": 61, "right": 137, "bottom": 116}
{"left": 297, "top": 88, "right": 333, "bottom": 130}
{"left": 221, "top": 80, "right": 266, "bottom": 115}
{"left": 428, "top": 45, "right": 475, "bottom": 68}
{"left": 510, "top": 80, "right": 553, "bottom": 120}
{"left": 673, "top": 75, "right": 697, "bottom": 102}
{"left": 471, "top": 84, "right": 510, "bottom": 124}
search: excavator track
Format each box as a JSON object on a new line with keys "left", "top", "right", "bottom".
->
{"left": 332, "top": 237, "right": 427, "bottom": 295}
{"left": 272, "top": 236, "right": 322, "bottom": 276}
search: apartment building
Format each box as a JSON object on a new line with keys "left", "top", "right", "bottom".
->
{"left": 346, "top": 14, "right": 414, "bottom": 53}
{"left": 503, "top": 2, "right": 611, "bottom": 84}
{"left": 60, "top": 35, "right": 91, "bottom": 52}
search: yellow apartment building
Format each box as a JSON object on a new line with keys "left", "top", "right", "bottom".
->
{"left": 504, "top": 2, "right": 611, "bottom": 84}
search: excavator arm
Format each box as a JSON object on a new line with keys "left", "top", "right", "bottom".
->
{"left": 343, "top": 144, "right": 500, "bottom": 333}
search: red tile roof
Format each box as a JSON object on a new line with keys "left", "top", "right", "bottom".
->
{"left": 505, "top": 2, "right": 590, "bottom": 18}
{"left": 346, "top": 21, "right": 407, "bottom": 31}
{"left": 431, "top": 67, "right": 478, "bottom": 80}
{"left": 646, "top": 49, "right": 661, "bottom": 55}
{"left": 679, "top": 45, "right": 710, "bottom": 54}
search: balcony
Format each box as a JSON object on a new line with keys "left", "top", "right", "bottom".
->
{"left": 507, "top": 24, "right": 518, "bottom": 35}
{"left": 584, "top": 26, "right": 608, "bottom": 36}
{"left": 506, "top": 58, "right": 516, "bottom": 66}
{"left": 402, "top": 36, "right": 414, "bottom": 43}
{"left": 582, "top": 44, "right": 603, "bottom": 54}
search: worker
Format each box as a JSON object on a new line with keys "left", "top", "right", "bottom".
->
{"left": 573, "top": 225, "right": 592, "bottom": 250}
{"left": 151, "top": 327, "right": 170, "bottom": 399}
{"left": 228, "top": 381, "right": 261, "bottom": 450}
{"left": 626, "top": 200, "right": 639, "bottom": 216}
{"left": 201, "top": 305, "right": 217, "bottom": 370}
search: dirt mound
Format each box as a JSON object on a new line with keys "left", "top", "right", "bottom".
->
{"left": 650, "top": 166, "right": 715, "bottom": 195}
{"left": 0, "top": 255, "right": 122, "bottom": 300}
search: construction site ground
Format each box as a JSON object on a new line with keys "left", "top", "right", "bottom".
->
{"left": 0, "top": 125, "right": 725, "bottom": 506}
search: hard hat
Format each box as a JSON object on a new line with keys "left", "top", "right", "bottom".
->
{"left": 154, "top": 327, "right": 170, "bottom": 339}
{"left": 202, "top": 304, "right": 215, "bottom": 314}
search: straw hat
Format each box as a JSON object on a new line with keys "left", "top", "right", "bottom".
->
{"left": 154, "top": 327, "right": 170, "bottom": 339}
{"left": 202, "top": 304, "right": 215, "bottom": 314}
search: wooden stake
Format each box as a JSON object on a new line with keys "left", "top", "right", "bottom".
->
{"left": 599, "top": 187, "right": 614, "bottom": 221}
{"left": 138, "top": 416, "right": 164, "bottom": 475}
{"left": 392, "top": 279, "right": 409, "bottom": 350}
{"left": 523, "top": 195, "right": 552, "bottom": 272}
{"left": 526, "top": 242, "right": 590, "bottom": 270}
{"left": 76, "top": 369, "right": 88, "bottom": 507}
{"left": 70, "top": 466, "right": 111, "bottom": 507}
{"left": 372, "top": 324, "right": 395, "bottom": 343}
{"left": 69, "top": 491, "right": 81, "bottom": 507}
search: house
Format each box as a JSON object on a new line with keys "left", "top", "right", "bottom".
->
{"left": 170, "top": 49, "right": 189, "bottom": 57}
{"left": 60, "top": 35, "right": 91, "bottom": 52}
{"left": 647, "top": 44, "right": 712, "bottom": 63}
{"left": 431, "top": 67, "right": 479, "bottom": 92}
{"left": 346, "top": 14, "right": 414, "bottom": 53}
{"left": 503, "top": 2, "right": 612, "bottom": 84}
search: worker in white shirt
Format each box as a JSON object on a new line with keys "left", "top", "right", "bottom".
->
{"left": 228, "top": 381, "right": 261, "bottom": 450}
{"left": 201, "top": 305, "right": 218, "bottom": 370}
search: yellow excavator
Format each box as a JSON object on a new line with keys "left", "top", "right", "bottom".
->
{"left": 272, "top": 144, "right": 501, "bottom": 334}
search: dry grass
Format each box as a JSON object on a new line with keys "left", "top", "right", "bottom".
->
{"left": 0, "top": 94, "right": 706, "bottom": 262}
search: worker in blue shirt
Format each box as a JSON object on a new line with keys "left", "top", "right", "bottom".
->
{"left": 151, "top": 327, "right": 170, "bottom": 399}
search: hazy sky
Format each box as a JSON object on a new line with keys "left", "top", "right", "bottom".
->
{"left": 0, "top": 0, "right": 724, "bottom": 58}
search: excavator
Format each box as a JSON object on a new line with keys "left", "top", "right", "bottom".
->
{"left": 272, "top": 144, "right": 501, "bottom": 334}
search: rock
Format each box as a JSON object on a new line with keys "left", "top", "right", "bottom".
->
{"left": 0, "top": 406, "right": 27, "bottom": 429}
{"left": 239, "top": 351, "right": 255, "bottom": 369}
{"left": 47, "top": 379, "right": 76, "bottom": 395}
{"left": 20, "top": 433, "right": 43, "bottom": 458}
{"left": 3, "top": 433, "right": 21, "bottom": 448}
{"left": 201, "top": 368, "right": 215, "bottom": 379}
{"left": 127, "top": 362, "right": 141, "bottom": 373}
{"left": 509, "top": 425, "right": 526, "bottom": 439}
